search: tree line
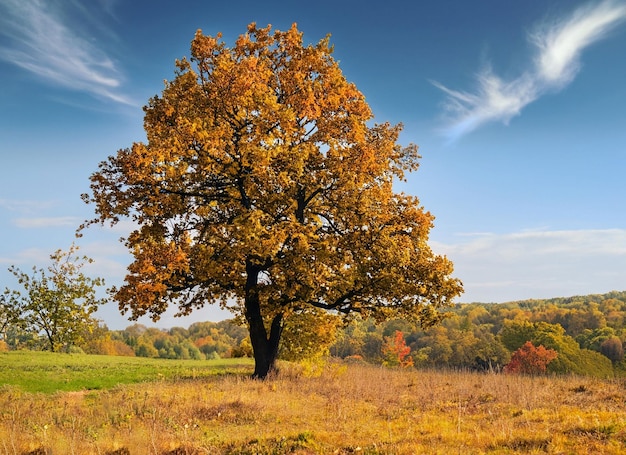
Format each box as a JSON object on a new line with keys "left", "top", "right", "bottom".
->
{"left": 3, "top": 262, "right": 625, "bottom": 378}
{"left": 331, "top": 291, "right": 626, "bottom": 377}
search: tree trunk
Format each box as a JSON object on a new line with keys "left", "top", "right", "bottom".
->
{"left": 44, "top": 329, "right": 56, "bottom": 352}
{"left": 249, "top": 312, "right": 283, "bottom": 379}
{"left": 244, "top": 260, "right": 284, "bottom": 379}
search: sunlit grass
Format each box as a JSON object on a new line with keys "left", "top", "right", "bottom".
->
{"left": 0, "top": 351, "right": 253, "bottom": 393}
{"left": 1, "top": 353, "right": 626, "bottom": 453}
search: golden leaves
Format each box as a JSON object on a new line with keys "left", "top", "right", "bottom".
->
{"left": 84, "top": 22, "right": 462, "bottom": 325}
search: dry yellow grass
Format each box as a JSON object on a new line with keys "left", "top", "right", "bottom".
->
{"left": 1, "top": 361, "right": 626, "bottom": 454}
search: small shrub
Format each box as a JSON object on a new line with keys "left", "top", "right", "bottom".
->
{"left": 66, "top": 345, "right": 85, "bottom": 354}
{"left": 206, "top": 351, "right": 221, "bottom": 360}
{"left": 230, "top": 337, "right": 253, "bottom": 358}
{"left": 105, "top": 449, "right": 131, "bottom": 455}
{"left": 344, "top": 354, "right": 365, "bottom": 364}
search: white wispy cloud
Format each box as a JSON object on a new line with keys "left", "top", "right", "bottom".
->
{"left": 0, "top": 198, "right": 58, "bottom": 214}
{"left": 13, "top": 216, "right": 80, "bottom": 228}
{"left": 0, "top": 247, "right": 50, "bottom": 266}
{"left": 0, "top": 0, "right": 133, "bottom": 105}
{"left": 433, "top": 228, "right": 626, "bottom": 302}
{"left": 435, "top": 0, "right": 626, "bottom": 141}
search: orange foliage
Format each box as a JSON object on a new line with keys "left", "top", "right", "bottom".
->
{"left": 504, "top": 341, "right": 557, "bottom": 375}
{"left": 382, "top": 330, "right": 413, "bottom": 368}
{"left": 194, "top": 335, "right": 215, "bottom": 348}
{"left": 83, "top": 22, "right": 462, "bottom": 378}
{"left": 83, "top": 338, "right": 136, "bottom": 357}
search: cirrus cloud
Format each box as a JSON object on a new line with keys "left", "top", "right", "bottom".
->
{"left": 0, "top": 0, "right": 134, "bottom": 105}
{"left": 13, "top": 216, "right": 80, "bottom": 229}
{"left": 434, "top": 0, "right": 626, "bottom": 141}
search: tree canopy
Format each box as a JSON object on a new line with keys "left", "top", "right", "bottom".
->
{"left": 2, "top": 245, "right": 105, "bottom": 352}
{"left": 82, "top": 23, "right": 462, "bottom": 378}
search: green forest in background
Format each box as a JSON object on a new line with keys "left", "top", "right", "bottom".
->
{"left": 3, "top": 290, "right": 626, "bottom": 378}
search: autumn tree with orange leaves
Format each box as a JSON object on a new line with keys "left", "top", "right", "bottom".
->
{"left": 82, "top": 23, "right": 462, "bottom": 378}
{"left": 382, "top": 330, "right": 414, "bottom": 368}
{"left": 504, "top": 341, "right": 558, "bottom": 375}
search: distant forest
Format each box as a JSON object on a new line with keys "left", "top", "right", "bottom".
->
{"left": 3, "top": 291, "right": 626, "bottom": 377}
{"left": 330, "top": 290, "right": 626, "bottom": 377}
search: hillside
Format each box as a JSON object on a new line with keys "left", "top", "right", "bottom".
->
{"left": 3, "top": 291, "right": 626, "bottom": 377}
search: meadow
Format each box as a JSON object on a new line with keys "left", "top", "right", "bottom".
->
{"left": 0, "top": 351, "right": 253, "bottom": 394}
{"left": 1, "top": 352, "right": 626, "bottom": 454}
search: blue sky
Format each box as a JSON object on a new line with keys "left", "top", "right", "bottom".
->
{"left": 1, "top": 0, "right": 625, "bottom": 329}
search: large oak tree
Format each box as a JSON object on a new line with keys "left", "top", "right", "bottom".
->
{"left": 83, "top": 23, "right": 463, "bottom": 378}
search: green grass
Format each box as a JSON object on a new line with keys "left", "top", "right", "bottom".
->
{"left": 0, "top": 351, "right": 253, "bottom": 393}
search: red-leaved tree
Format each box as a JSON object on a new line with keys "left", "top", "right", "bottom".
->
{"left": 382, "top": 330, "right": 414, "bottom": 368}
{"left": 504, "top": 341, "right": 557, "bottom": 375}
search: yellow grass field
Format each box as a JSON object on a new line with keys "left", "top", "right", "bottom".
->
{"left": 2, "top": 359, "right": 626, "bottom": 454}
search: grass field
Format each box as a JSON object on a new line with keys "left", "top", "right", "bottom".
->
{"left": 1, "top": 352, "right": 626, "bottom": 454}
{"left": 0, "top": 351, "right": 253, "bottom": 394}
